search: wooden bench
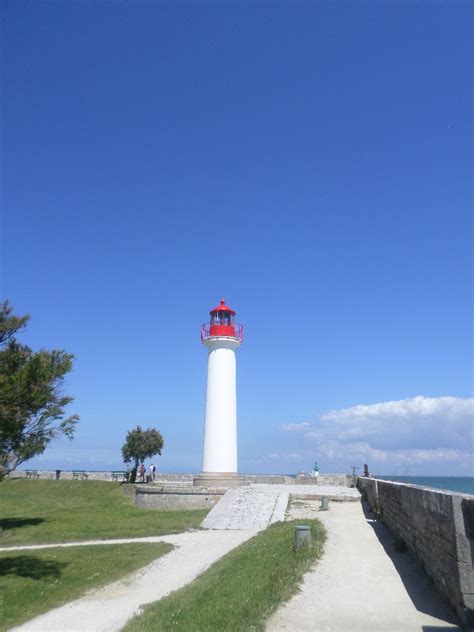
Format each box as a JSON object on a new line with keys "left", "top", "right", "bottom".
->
{"left": 25, "top": 470, "right": 40, "bottom": 479}
{"left": 72, "top": 470, "right": 89, "bottom": 480}
{"left": 111, "top": 471, "right": 128, "bottom": 482}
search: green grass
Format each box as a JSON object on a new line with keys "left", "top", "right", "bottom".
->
{"left": 124, "top": 519, "right": 326, "bottom": 632}
{"left": 0, "top": 542, "right": 172, "bottom": 631}
{"left": 0, "top": 479, "right": 208, "bottom": 545}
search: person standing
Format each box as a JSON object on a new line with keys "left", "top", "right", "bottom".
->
{"left": 150, "top": 463, "right": 156, "bottom": 482}
{"left": 138, "top": 462, "right": 146, "bottom": 483}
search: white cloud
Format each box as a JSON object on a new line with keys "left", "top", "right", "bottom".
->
{"left": 280, "top": 422, "right": 310, "bottom": 432}
{"left": 281, "top": 396, "right": 474, "bottom": 474}
{"left": 320, "top": 396, "right": 473, "bottom": 424}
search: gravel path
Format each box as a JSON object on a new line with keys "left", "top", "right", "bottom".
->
{"left": 10, "top": 529, "right": 257, "bottom": 632}
{"left": 7, "top": 484, "right": 361, "bottom": 631}
{"left": 266, "top": 500, "right": 461, "bottom": 631}
{"left": 0, "top": 536, "right": 182, "bottom": 553}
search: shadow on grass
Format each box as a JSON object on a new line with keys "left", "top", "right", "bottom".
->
{"left": 361, "top": 501, "right": 461, "bottom": 628}
{"left": 0, "top": 517, "right": 45, "bottom": 531}
{"left": 0, "top": 555, "right": 66, "bottom": 580}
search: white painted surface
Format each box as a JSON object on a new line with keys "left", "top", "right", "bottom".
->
{"left": 202, "top": 336, "right": 240, "bottom": 473}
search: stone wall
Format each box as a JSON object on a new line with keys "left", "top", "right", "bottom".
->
{"left": 12, "top": 470, "right": 197, "bottom": 482}
{"left": 296, "top": 474, "right": 353, "bottom": 486}
{"left": 155, "top": 473, "right": 194, "bottom": 483}
{"left": 134, "top": 485, "right": 224, "bottom": 510}
{"left": 13, "top": 470, "right": 120, "bottom": 481}
{"left": 242, "top": 474, "right": 295, "bottom": 485}
{"left": 13, "top": 470, "right": 352, "bottom": 486}
{"left": 358, "top": 477, "right": 474, "bottom": 628}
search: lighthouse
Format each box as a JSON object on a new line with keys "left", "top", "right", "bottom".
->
{"left": 194, "top": 299, "right": 243, "bottom": 487}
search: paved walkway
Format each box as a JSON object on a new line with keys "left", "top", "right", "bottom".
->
{"left": 266, "top": 500, "right": 462, "bottom": 631}
{"left": 9, "top": 529, "right": 257, "bottom": 632}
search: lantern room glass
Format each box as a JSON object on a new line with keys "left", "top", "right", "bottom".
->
{"left": 210, "top": 311, "right": 234, "bottom": 327}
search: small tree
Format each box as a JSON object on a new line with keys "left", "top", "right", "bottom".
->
{"left": 121, "top": 425, "right": 164, "bottom": 483}
{"left": 0, "top": 301, "right": 79, "bottom": 479}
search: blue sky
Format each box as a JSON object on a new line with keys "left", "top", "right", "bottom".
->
{"left": 2, "top": 1, "right": 472, "bottom": 476}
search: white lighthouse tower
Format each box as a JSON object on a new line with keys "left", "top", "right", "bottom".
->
{"left": 194, "top": 299, "right": 243, "bottom": 488}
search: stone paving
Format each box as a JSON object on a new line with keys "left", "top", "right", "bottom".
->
{"left": 201, "top": 486, "right": 288, "bottom": 529}
{"left": 201, "top": 483, "right": 360, "bottom": 530}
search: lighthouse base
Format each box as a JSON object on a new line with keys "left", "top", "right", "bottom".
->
{"left": 193, "top": 472, "right": 247, "bottom": 488}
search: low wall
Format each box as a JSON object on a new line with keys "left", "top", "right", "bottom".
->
{"left": 242, "top": 474, "right": 296, "bottom": 485}
{"left": 134, "top": 485, "right": 224, "bottom": 510}
{"left": 13, "top": 470, "right": 120, "bottom": 481}
{"left": 13, "top": 471, "right": 352, "bottom": 486}
{"left": 296, "top": 474, "right": 353, "bottom": 486}
{"left": 154, "top": 473, "right": 194, "bottom": 483}
{"left": 358, "top": 477, "right": 474, "bottom": 627}
{"left": 12, "top": 471, "right": 197, "bottom": 482}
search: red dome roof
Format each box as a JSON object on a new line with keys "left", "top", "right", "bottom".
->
{"left": 209, "top": 298, "right": 236, "bottom": 315}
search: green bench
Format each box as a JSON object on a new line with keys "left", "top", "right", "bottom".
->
{"left": 25, "top": 470, "right": 39, "bottom": 479}
{"left": 72, "top": 470, "right": 89, "bottom": 480}
{"left": 111, "top": 471, "right": 128, "bottom": 482}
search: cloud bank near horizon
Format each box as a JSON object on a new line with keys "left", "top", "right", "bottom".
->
{"left": 278, "top": 396, "right": 474, "bottom": 474}
{"left": 22, "top": 395, "right": 473, "bottom": 476}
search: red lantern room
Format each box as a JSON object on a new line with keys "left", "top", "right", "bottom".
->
{"left": 201, "top": 299, "right": 244, "bottom": 342}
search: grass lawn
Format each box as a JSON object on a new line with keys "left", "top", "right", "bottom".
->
{"left": 0, "top": 542, "right": 172, "bottom": 631}
{"left": 124, "top": 519, "right": 326, "bottom": 632}
{"left": 0, "top": 479, "right": 208, "bottom": 545}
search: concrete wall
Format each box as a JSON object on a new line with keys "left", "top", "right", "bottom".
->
{"left": 358, "top": 477, "right": 474, "bottom": 628}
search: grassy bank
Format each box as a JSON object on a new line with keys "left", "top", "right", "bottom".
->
{"left": 124, "top": 519, "right": 326, "bottom": 632}
{"left": 0, "top": 542, "right": 172, "bottom": 631}
{"left": 0, "top": 479, "right": 207, "bottom": 545}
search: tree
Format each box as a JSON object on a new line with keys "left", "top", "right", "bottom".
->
{"left": 121, "top": 426, "right": 164, "bottom": 483}
{"left": 0, "top": 301, "right": 78, "bottom": 479}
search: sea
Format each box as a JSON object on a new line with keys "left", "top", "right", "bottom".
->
{"left": 376, "top": 476, "right": 474, "bottom": 495}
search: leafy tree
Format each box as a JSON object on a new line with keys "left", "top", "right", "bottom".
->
{"left": 0, "top": 301, "right": 79, "bottom": 479}
{"left": 121, "top": 426, "right": 164, "bottom": 483}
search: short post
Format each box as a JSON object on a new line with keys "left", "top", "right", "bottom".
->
{"left": 294, "top": 525, "right": 311, "bottom": 550}
{"left": 320, "top": 496, "right": 329, "bottom": 511}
